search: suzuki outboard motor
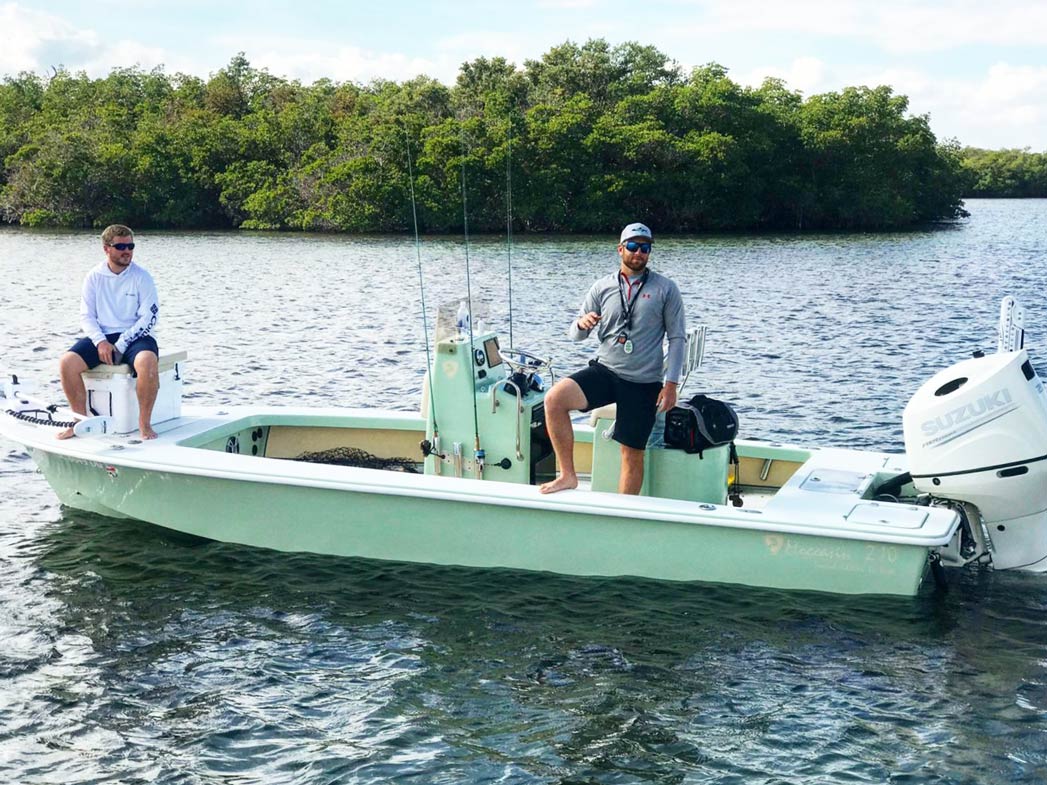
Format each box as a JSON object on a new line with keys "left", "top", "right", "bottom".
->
{"left": 903, "top": 350, "right": 1047, "bottom": 571}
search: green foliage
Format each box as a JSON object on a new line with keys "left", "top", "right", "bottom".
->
{"left": 524, "top": 40, "right": 681, "bottom": 111}
{"left": 960, "top": 148, "right": 1047, "bottom": 197}
{"left": 796, "top": 85, "right": 954, "bottom": 228}
{"left": 0, "top": 44, "right": 971, "bottom": 232}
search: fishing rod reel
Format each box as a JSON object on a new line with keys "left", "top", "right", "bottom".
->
{"left": 498, "top": 347, "right": 553, "bottom": 394}
{"left": 419, "top": 438, "right": 445, "bottom": 460}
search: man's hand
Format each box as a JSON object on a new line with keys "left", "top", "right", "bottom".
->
{"left": 97, "top": 340, "right": 116, "bottom": 364}
{"left": 576, "top": 311, "right": 601, "bottom": 331}
{"left": 656, "top": 381, "right": 678, "bottom": 413}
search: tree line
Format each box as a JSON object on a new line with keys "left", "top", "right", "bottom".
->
{"left": 0, "top": 42, "right": 978, "bottom": 234}
{"left": 960, "top": 148, "right": 1047, "bottom": 198}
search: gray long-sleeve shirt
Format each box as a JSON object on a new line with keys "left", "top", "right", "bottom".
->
{"left": 568, "top": 268, "right": 686, "bottom": 384}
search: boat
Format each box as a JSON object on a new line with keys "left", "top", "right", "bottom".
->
{"left": 2, "top": 297, "right": 1046, "bottom": 597}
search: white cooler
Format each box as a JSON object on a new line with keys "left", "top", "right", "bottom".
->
{"left": 82, "top": 351, "right": 186, "bottom": 434}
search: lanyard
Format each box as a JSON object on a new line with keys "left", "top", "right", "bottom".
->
{"left": 617, "top": 269, "right": 649, "bottom": 331}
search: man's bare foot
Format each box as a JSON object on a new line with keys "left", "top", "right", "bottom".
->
{"left": 57, "top": 427, "right": 76, "bottom": 440}
{"left": 539, "top": 474, "right": 578, "bottom": 494}
{"left": 140, "top": 425, "right": 158, "bottom": 440}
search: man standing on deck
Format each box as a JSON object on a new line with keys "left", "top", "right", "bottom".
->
{"left": 540, "top": 223, "right": 686, "bottom": 494}
{"left": 57, "top": 224, "right": 160, "bottom": 440}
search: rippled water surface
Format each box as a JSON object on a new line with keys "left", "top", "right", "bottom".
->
{"left": 2, "top": 200, "right": 1047, "bottom": 783}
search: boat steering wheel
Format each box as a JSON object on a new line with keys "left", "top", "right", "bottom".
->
{"left": 498, "top": 347, "right": 554, "bottom": 390}
{"left": 499, "top": 347, "right": 550, "bottom": 374}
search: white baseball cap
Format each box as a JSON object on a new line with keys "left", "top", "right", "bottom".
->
{"left": 620, "top": 222, "right": 653, "bottom": 244}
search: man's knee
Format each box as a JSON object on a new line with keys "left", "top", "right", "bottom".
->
{"left": 59, "top": 352, "right": 87, "bottom": 377}
{"left": 134, "top": 351, "right": 159, "bottom": 381}
{"left": 545, "top": 378, "right": 587, "bottom": 413}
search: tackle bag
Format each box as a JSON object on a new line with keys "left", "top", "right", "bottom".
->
{"left": 663, "top": 394, "right": 739, "bottom": 456}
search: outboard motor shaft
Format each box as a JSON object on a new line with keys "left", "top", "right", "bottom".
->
{"left": 903, "top": 350, "right": 1047, "bottom": 571}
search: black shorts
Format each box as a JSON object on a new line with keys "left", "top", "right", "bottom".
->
{"left": 69, "top": 332, "right": 159, "bottom": 375}
{"left": 570, "top": 360, "right": 662, "bottom": 450}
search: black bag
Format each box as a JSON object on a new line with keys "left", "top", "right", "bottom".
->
{"left": 664, "top": 394, "right": 739, "bottom": 456}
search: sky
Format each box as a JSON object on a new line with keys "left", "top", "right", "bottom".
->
{"left": 3, "top": 0, "right": 1047, "bottom": 150}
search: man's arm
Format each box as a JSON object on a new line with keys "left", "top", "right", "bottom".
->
{"left": 658, "top": 282, "right": 687, "bottom": 412}
{"left": 114, "top": 272, "right": 159, "bottom": 354}
{"left": 79, "top": 272, "right": 107, "bottom": 347}
{"left": 567, "top": 283, "right": 602, "bottom": 340}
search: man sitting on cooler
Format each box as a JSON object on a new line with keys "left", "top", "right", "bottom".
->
{"left": 57, "top": 224, "right": 160, "bottom": 440}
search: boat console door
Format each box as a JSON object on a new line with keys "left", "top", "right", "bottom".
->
{"left": 424, "top": 330, "right": 553, "bottom": 484}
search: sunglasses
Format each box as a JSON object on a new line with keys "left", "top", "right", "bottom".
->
{"left": 624, "top": 241, "right": 651, "bottom": 253}
{"left": 108, "top": 242, "right": 135, "bottom": 251}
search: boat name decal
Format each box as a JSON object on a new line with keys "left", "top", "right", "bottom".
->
{"left": 764, "top": 535, "right": 904, "bottom": 576}
{"left": 766, "top": 534, "right": 852, "bottom": 562}
{"left": 920, "top": 387, "right": 1014, "bottom": 440}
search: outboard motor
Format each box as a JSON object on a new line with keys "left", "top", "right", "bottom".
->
{"left": 903, "top": 350, "right": 1047, "bottom": 571}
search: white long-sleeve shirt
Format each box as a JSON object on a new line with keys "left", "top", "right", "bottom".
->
{"left": 79, "top": 261, "right": 159, "bottom": 353}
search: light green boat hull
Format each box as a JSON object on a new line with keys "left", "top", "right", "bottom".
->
{"left": 33, "top": 447, "right": 931, "bottom": 596}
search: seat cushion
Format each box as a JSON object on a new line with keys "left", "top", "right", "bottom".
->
{"left": 83, "top": 350, "right": 187, "bottom": 378}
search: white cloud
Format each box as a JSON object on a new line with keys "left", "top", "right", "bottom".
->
{"left": 689, "top": 0, "right": 1047, "bottom": 53}
{"left": 800, "top": 60, "right": 1047, "bottom": 149}
{"left": 870, "top": 4, "right": 1047, "bottom": 53}
{"left": 728, "top": 54, "right": 1047, "bottom": 149}
{"left": 736, "top": 56, "right": 830, "bottom": 96}
{"left": 918, "top": 63, "right": 1047, "bottom": 148}
{"left": 208, "top": 35, "right": 454, "bottom": 84}
{"left": 694, "top": 0, "right": 862, "bottom": 39}
{"left": 0, "top": 3, "right": 96, "bottom": 74}
{"left": 434, "top": 31, "right": 541, "bottom": 68}
{"left": 0, "top": 2, "right": 169, "bottom": 76}
{"left": 211, "top": 29, "right": 561, "bottom": 86}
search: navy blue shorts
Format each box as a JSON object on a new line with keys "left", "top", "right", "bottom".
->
{"left": 69, "top": 332, "right": 159, "bottom": 376}
{"left": 570, "top": 360, "right": 662, "bottom": 450}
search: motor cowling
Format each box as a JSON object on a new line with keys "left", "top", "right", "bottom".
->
{"left": 902, "top": 350, "right": 1047, "bottom": 570}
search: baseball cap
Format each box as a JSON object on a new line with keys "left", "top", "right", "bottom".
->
{"left": 620, "top": 222, "right": 653, "bottom": 244}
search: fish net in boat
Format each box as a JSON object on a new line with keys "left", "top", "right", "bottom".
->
{"left": 293, "top": 446, "right": 419, "bottom": 473}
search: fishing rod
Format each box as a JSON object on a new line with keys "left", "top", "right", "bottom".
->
{"left": 459, "top": 121, "right": 483, "bottom": 477}
{"left": 403, "top": 127, "right": 442, "bottom": 472}
{"left": 505, "top": 119, "right": 515, "bottom": 348}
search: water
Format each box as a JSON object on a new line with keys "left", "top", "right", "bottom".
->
{"left": 2, "top": 200, "right": 1047, "bottom": 783}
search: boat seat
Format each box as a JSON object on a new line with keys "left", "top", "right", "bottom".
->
{"left": 588, "top": 402, "right": 617, "bottom": 426}
{"left": 82, "top": 350, "right": 188, "bottom": 378}
{"left": 588, "top": 402, "right": 729, "bottom": 502}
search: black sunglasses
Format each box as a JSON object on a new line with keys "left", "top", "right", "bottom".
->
{"left": 624, "top": 241, "right": 651, "bottom": 253}
{"left": 108, "top": 242, "right": 135, "bottom": 251}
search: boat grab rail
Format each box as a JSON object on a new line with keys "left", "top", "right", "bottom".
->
{"left": 490, "top": 380, "right": 525, "bottom": 460}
